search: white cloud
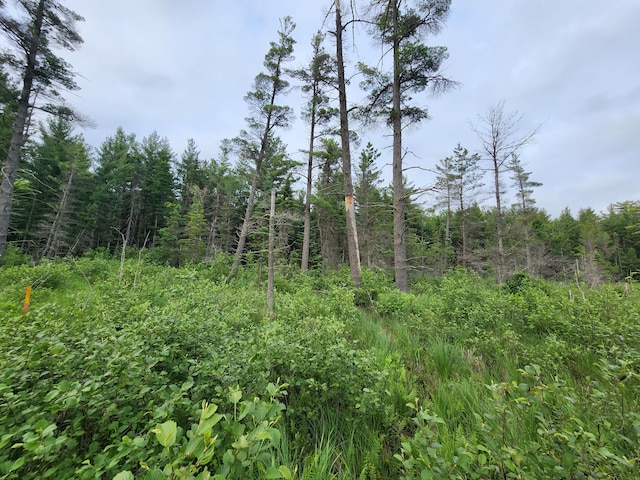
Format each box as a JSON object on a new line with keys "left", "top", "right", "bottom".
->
{"left": 56, "top": 0, "right": 640, "bottom": 217}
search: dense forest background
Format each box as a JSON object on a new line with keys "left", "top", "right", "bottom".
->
{"left": 0, "top": 1, "right": 638, "bottom": 286}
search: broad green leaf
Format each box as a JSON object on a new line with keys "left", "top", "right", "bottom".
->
{"left": 201, "top": 402, "right": 219, "bottom": 419}
{"left": 9, "top": 456, "right": 25, "bottom": 473}
{"left": 265, "top": 465, "right": 283, "bottom": 479}
{"left": 278, "top": 465, "right": 293, "bottom": 480}
{"left": 196, "top": 413, "right": 223, "bottom": 436}
{"left": 113, "top": 472, "right": 135, "bottom": 480}
{"left": 153, "top": 420, "right": 177, "bottom": 447}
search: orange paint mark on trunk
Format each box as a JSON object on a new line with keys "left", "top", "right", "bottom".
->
{"left": 22, "top": 285, "right": 32, "bottom": 314}
{"left": 345, "top": 194, "right": 354, "bottom": 211}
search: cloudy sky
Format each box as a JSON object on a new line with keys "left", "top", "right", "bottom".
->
{"left": 57, "top": 0, "right": 639, "bottom": 218}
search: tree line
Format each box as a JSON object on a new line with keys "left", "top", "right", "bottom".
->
{"left": 1, "top": 0, "right": 639, "bottom": 287}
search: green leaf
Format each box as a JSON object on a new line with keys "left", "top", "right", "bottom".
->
{"left": 201, "top": 402, "right": 219, "bottom": 419}
{"left": 9, "top": 456, "right": 25, "bottom": 473}
{"left": 265, "top": 466, "right": 283, "bottom": 479}
{"left": 113, "top": 472, "right": 135, "bottom": 480}
{"left": 44, "top": 389, "right": 60, "bottom": 402}
{"left": 153, "top": 420, "right": 177, "bottom": 447}
{"left": 196, "top": 413, "right": 223, "bottom": 436}
{"left": 278, "top": 466, "right": 293, "bottom": 480}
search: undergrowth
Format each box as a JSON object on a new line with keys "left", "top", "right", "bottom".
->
{"left": 0, "top": 260, "right": 638, "bottom": 478}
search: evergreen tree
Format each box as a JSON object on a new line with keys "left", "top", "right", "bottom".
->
{"left": 315, "top": 137, "right": 345, "bottom": 270}
{"left": 0, "top": 0, "right": 84, "bottom": 257}
{"left": 229, "top": 17, "right": 295, "bottom": 279}
{"left": 17, "top": 118, "right": 92, "bottom": 257}
{"left": 290, "top": 31, "right": 338, "bottom": 271}
{"left": 92, "top": 128, "right": 143, "bottom": 250}
{"left": 508, "top": 153, "right": 542, "bottom": 274}
{"left": 435, "top": 144, "right": 483, "bottom": 268}
{"left": 0, "top": 65, "right": 18, "bottom": 161}
{"left": 180, "top": 186, "right": 207, "bottom": 263}
{"left": 576, "top": 208, "right": 610, "bottom": 286}
{"left": 601, "top": 201, "right": 640, "bottom": 277}
{"left": 139, "top": 131, "right": 175, "bottom": 246}
{"left": 355, "top": 142, "right": 389, "bottom": 268}
{"left": 176, "top": 138, "right": 202, "bottom": 212}
{"left": 360, "top": 0, "right": 456, "bottom": 291}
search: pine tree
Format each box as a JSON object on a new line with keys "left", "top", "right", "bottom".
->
{"left": 360, "top": 0, "right": 456, "bottom": 291}
{"left": 290, "top": 31, "right": 338, "bottom": 271}
{"left": 0, "top": 0, "right": 84, "bottom": 257}
{"left": 315, "top": 137, "right": 345, "bottom": 270}
{"left": 229, "top": 17, "right": 295, "bottom": 279}
{"left": 139, "top": 132, "right": 175, "bottom": 246}
{"left": 355, "top": 142, "right": 389, "bottom": 268}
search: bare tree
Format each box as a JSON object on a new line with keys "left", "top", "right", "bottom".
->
{"left": 331, "top": 0, "right": 362, "bottom": 286}
{"left": 472, "top": 101, "right": 539, "bottom": 283}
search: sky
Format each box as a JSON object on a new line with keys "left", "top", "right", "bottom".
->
{"left": 52, "top": 0, "right": 640, "bottom": 218}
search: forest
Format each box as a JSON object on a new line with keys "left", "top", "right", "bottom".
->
{"left": 0, "top": 1, "right": 638, "bottom": 285}
{"left": 1, "top": 1, "right": 639, "bottom": 479}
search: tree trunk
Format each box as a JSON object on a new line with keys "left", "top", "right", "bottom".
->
{"left": 335, "top": 0, "right": 361, "bottom": 286}
{"left": 43, "top": 168, "right": 74, "bottom": 258}
{"left": 301, "top": 110, "right": 315, "bottom": 271}
{"left": 267, "top": 188, "right": 276, "bottom": 314}
{"left": 0, "top": 0, "right": 45, "bottom": 257}
{"left": 391, "top": 6, "right": 409, "bottom": 292}
{"left": 492, "top": 154, "right": 506, "bottom": 283}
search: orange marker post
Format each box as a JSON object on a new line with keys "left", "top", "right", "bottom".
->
{"left": 22, "top": 285, "right": 32, "bottom": 314}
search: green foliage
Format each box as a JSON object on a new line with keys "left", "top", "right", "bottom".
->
{"left": 395, "top": 365, "right": 638, "bottom": 479}
{"left": 111, "top": 384, "right": 290, "bottom": 480}
{"left": 1, "top": 261, "right": 639, "bottom": 478}
{"left": 0, "top": 245, "right": 29, "bottom": 267}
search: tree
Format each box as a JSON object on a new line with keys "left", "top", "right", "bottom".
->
{"left": 20, "top": 117, "right": 92, "bottom": 257}
{"left": 201, "top": 147, "right": 247, "bottom": 258}
{"left": 0, "top": 64, "right": 18, "bottom": 161}
{"left": 92, "top": 128, "right": 142, "bottom": 250}
{"left": 315, "top": 137, "right": 345, "bottom": 270}
{"left": 601, "top": 201, "right": 640, "bottom": 277}
{"left": 290, "top": 31, "right": 337, "bottom": 271}
{"left": 472, "top": 101, "right": 538, "bottom": 283}
{"left": 435, "top": 143, "right": 483, "bottom": 268}
{"left": 332, "top": 0, "right": 362, "bottom": 286}
{"left": 355, "top": 142, "right": 389, "bottom": 268}
{"left": 576, "top": 208, "right": 610, "bottom": 286}
{"left": 139, "top": 131, "right": 175, "bottom": 246}
{"left": 180, "top": 186, "right": 207, "bottom": 263}
{"left": 229, "top": 17, "right": 295, "bottom": 279}
{"left": 176, "top": 138, "right": 202, "bottom": 212}
{"left": 508, "top": 153, "right": 542, "bottom": 274}
{"left": 0, "top": 0, "right": 83, "bottom": 257}
{"left": 360, "top": 0, "right": 456, "bottom": 291}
